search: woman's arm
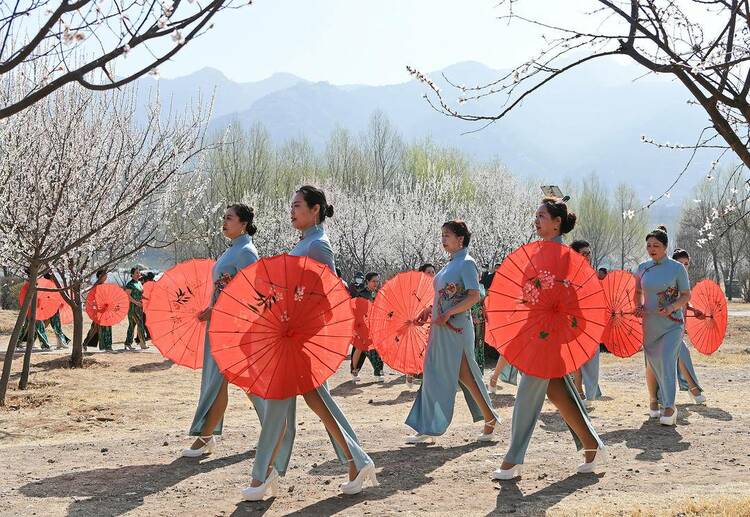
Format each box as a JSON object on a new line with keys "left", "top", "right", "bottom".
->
{"left": 660, "top": 291, "right": 691, "bottom": 317}
{"left": 433, "top": 289, "right": 481, "bottom": 326}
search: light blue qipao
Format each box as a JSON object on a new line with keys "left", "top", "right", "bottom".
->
{"left": 250, "top": 224, "right": 372, "bottom": 482}
{"left": 580, "top": 348, "right": 603, "bottom": 400}
{"left": 503, "top": 236, "right": 604, "bottom": 465}
{"left": 635, "top": 257, "right": 690, "bottom": 409}
{"left": 677, "top": 339, "right": 702, "bottom": 393}
{"left": 189, "top": 233, "right": 260, "bottom": 436}
{"left": 405, "top": 247, "right": 498, "bottom": 435}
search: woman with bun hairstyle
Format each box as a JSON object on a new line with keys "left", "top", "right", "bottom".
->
{"left": 493, "top": 198, "right": 605, "bottom": 480}
{"left": 183, "top": 203, "right": 262, "bottom": 457}
{"left": 670, "top": 249, "right": 707, "bottom": 404}
{"left": 634, "top": 226, "right": 691, "bottom": 426}
{"left": 243, "top": 186, "right": 376, "bottom": 501}
{"left": 404, "top": 220, "right": 499, "bottom": 444}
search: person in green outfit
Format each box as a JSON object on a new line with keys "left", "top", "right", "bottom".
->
{"left": 83, "top": 270, "right": 113, "bottom": 351}
{"left": 124, "top": 267, "right": 147, "bottom": 351}
{"left": 470, "top": 270, "right": 487, "bottom": 373}
{"left": 43, "top": 273, "right": 70, "bottom": 349}
{"left": 19, "top": 319, "right": 51, "bottom": 350}
{"left": 350, "top": 272, "right": 385, "bottom": 383}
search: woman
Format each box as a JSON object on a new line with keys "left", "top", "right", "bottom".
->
{"left": 243, "top": 186, "right": 376, "bottom": 501}
{"left": 82, "top": 270, "right": 113, "bottom": 351}
{"left": 182, "top": 204, "right": 262, "bottom": 457}
{"left": 569, "top": 239, "right": 603, "bottom": 407}
{"left": 44, "top": 273, "right": 70, "bottom": 349}
{"left": 493, "top": 198, "right": 605, "bottom": 480}
{"left": 405, "top": 221, "right": 499, "bottom": 444}
{"left": 671, "top": 249, "right": 707, "bottom": 404}
{"left": 123, "top": 267, "right": 147, "bottom": 351}
{"left": 350, "top": 272, "right": 385, "bottom": 383}
{"left": 635, "top": 226, "right": 691, "bottom": 426}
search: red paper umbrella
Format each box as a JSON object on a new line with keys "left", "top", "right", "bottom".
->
{"left": 144, "top": 259, "right": 215, "bottom": 369}
{"left": 600, "top": 270, "right": 643, "bottom": 358}
{"left": 209, "top": 254, "right": 354, "bottom": 399}
{"left": 142, "top": 281, "right": 156, "bottom": 311}
{"left": 19, "top": 279, "right": 64, "bottom": 321}
{"left": 58, "top": 303, "right": 74, "bottom": 325}
{"left": 351, "top": 297, "right": 374, "bottom": 352}
{"left": 485, "top": 241, "right": 607, "bottom": 379}
{"left": 85, "top": 284, "right": 130, "bottom": 326}
{"left": 369, "top": 271, "right": 434, "bottom": 374}
{"left": 686, "top": 279, "right": 728, "bottom": 355}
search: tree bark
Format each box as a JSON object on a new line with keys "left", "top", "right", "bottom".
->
{"left": 0, "top": 270, "right": 36, "bottom": 405}
{"left": 18, "top": 283, "right": 39, "bottom": 390}
{"left": 69, "top": 288, "right": 84, "bottom": 368}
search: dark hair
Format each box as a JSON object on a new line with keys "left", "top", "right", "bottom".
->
{"left": 96, "top": 270, "right": 107, "bottom": 279}
{"left": 130, "top": 267, "right": 140, "bottom": 275}
{"left": 442, "top": 220, "right": 472, "bottom": 247}
{"left": 335, "top": 267, "right": 343, "bottom": 278}
{"left": 418, "top": 263, "right": 435, "bottom": 272}
{"left": 570, "top": 239, "right": 591, "bottom": 253}
{"left": 227, "top": 203, "right": 257, "bottom": 236}
{"left": 598, "top": 267, "right": 608, "bottom": 273}
{"left": 296, "top": 185, "right": 334, "bottom": 223}
{"left": 646, "top": 225, "right": 668, "bottom": 246}
{"left": 541, "top": 197, "right": 577, "bottom": 235}
{"left": 365, "top": 272, "right": 379, "bottom": 282}
{"left": 672, "top": 248, "right": 690, "bottom": 261}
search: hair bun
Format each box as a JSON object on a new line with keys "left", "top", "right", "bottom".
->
{"left": 561, "top": 211, "right": 577, "bottom": 234}
{"left": 247, "top": 223, "right": 258, "bottom": 236}
{"left": 325, "top": 205, "right": 334, "bottom": 218}
{"left": 657, "top": 224, "right": 668, "bottom": 233}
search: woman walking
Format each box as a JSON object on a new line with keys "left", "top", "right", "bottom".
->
{"left": 123, "top": 267, "right": 148, "bottom": 351}
{"left": 405, "top": 220, "right": 499, "bottom": 444}
{"left": 493, "top": 198, "right": 605, "bottom": 480}
{"left": 82, "top": 270, "right": 113, "bottom": 351}
{"left": 182, "top": 204, "right": 263, "bottom": 457}
{"left": 635, "top": 226, "right": 691, "bottom": 426}
{"left": 244, "top": 186, "right": 376, "bottom": 501}
{"left": 350, "top": 272, "right": 385, "bottom": 383}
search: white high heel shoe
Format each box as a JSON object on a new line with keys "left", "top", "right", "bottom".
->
{"left": 689, "top": 388, "right": 706, "bottom": 405}
{"left": 477, "top": 418, "right": 500, "bottom": 442}
{"left": 406, "top": 375, "right": 414, "bottom": 388}
{"left": 181, "top": 436, "right": 217, "bottom": 457}
{"left": 406, "top": 433, "right": 436, "bottom": 444}
{"left": 241, "top": 469, "right": 279, "bottom": 501}
{"left": 660, "top": 408, "right": 677, "bottom": 426}
{"left": 486, "top": 382, "right": 498, "bottom": 395}
{"left": 340, "top": 461, "right": 379, "bottom": 495}
{"left": 492, "top": 464, "right": 522, "bottom": 480}
{"left": 648, "top": 399, "right": 661, "bottom": 418}
{"left": 577, "top": 447, "right": 607, "bottom": 474}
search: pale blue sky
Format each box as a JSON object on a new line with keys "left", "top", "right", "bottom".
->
{"left": 126, "top": 0, "right": 588, "bottom": 84}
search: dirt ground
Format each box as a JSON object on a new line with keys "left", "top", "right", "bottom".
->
{"left": 1, "top": 308, "right": 750, "bottom": 516}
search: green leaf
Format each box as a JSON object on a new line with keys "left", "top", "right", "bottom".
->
{"left": 571, "top": 317, "right": 578, "bottom": 328}
{"left": 539, "top": 331, "right": 549, "bottom": 339}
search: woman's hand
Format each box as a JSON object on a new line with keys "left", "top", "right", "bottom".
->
{"left": 197, "top": 307, "right": 212, "bottom": 322}
{"left": 415, "top": 306, "right": 432, "bottom": 326}
{"left": 634, "top": 305, "right": 645, "bottom": 318}
{"left": 433, "top": 311, "right": 451, "bottom": 327}
{"left": 693, "top": 308, "right": 706, "bottom": 320}
{"left": 657, "top": 304, "right": 675, "bottom": 317}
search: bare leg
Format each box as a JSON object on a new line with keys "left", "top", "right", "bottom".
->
{"left": 573, "top": 369, "right": 584, "bottom": 397}
{"left": 192, "top": 380, "right": 229, "bottom": 449}
{"left": 302, "top": 389, "right": 358, "bottom": 481}
{"left": 351, "top": 349, "right": 363, "bottom": 375}
{"left": 489, "top": 356, "right": 508, "bottom": 387}
{"left": 546, "top": 379, "right": 599, "bottom": 462}
{"left": 678, "top": 359, "right": 701, "bottom": 395}
{"left": 645, "top": 362, "right": 660, "bottom": 411}
{"left": 457, "top": 355, "right": 495, "bottom": 433}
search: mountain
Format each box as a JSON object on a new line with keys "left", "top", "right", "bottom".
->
{"left": 135, "top": 61, "right": 714, "bottom": 200}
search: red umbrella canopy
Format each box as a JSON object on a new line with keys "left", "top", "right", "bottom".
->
{"left": 369, "top": 271, "right": 434, "bottom": 375}
{"left": 485, "top": 241, "right": 607, "bottom": 379}
{"left": 58, "top": 303, "right": 74, "bottom": 325}
{"left": 145, "top": 259, "right": 215, "bottom": 369}
{"left": 351, "top": 297, "right": 374, "bottom": 352}
{"left": 85, "top": 284, "right": 130, "bottom": 326}
{"left": 686, "top": 279, "right": 728, "bottom": 355}
{"left": 600, "top": 270, "right": 644, "bottom": 358}
{"left": 210, "top": 254, "right": 354, "bottom": 399}
{"left": 19, "top": 279, "right": 64, "bottom": 321}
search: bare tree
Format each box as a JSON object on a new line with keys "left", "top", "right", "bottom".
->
{"left": 0, "top": 0, "right": 249, "bottom": 118}
{"left": 409, "top": 1, "right": 750, "bottom": 225}
{"left": 363, "top": 111, "right": 404, "bottom": 189}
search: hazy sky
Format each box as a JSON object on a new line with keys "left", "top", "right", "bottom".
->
{"left": 130, "top": 0, "right": 590, "bottom": 84}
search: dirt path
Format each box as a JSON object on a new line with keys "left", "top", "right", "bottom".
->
{"left": 1, "top": 315, "right": 750, "bottom": 516}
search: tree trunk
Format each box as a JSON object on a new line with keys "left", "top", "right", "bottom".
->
{"left": 0, "top": 272, "right": 36, "bottom": 406}
{"left": 18, "top": 287, "right": 38, "bottom": 390}
{"left": 0, "top": 266, "right": 11, "bottom": 309}
{"left": 69, "top": 288, "right": 85, "bottom": 368}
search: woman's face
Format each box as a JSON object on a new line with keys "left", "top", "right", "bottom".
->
{"left": 535, "top": 204, "right": 560, "bottom": 239}
{"left": 290, "top": 192, "right": 319, "bottom": 231}
{"left": 366, "top": 275, "right": 380, "bottom": 291}
{"left": 423, "top": 266, "right": 436, "bottom": 277}
{"left": 441, "top": 227, "right": 463, "bottom": 253}
{"left": 578, "top": 246, "right": 592, "bottom": 264}
{"left": 646, "top": 237, "right": 668, "bottom": 260}
{"left": 677, "top": 257, "right": 690, "bottom": 269}
{"left": 98, "top": 273, "right": 108, "bottom": 284}
{"left": 131, "top": 269, "right": 140, "bottom": 281}
{"left": 222, "top": 207, "right": 246, "bottom": 239}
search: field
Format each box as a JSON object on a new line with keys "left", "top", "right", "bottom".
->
{"left": 1, "top": 306, "right": 750, "bottom": 516}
